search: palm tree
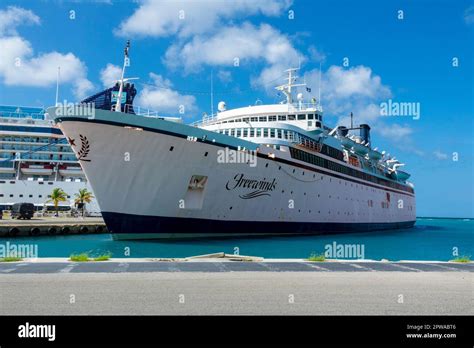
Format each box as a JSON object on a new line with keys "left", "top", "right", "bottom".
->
{"left": 46, "top": 188, "right": 68, "bottom": 217}
{"left": 74, "top": 188, "right": 94, "bottom": 217}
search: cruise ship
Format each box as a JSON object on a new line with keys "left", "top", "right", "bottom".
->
{"left": 48, "top": 53, "right": 415, "bottom": 239}
{"left": 0, "top": 105, "right": 99, "bottom": 213}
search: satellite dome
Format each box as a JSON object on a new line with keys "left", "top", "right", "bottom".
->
{"left": 218, "top": 101, "right": 226, "bottom": 112}
{"left": 297, "top": 93, "right": 304, "bottom": 101}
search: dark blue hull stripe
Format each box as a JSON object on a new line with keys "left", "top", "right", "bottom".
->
{"left": 102, "top": 212, "right": 416, "bottom": 238}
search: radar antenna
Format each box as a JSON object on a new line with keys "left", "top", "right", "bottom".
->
{"left": 275, "top": 67, "right": 306, "bottom": 104}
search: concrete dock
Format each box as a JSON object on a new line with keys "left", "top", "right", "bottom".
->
{"left": 0, "top": 260, "right": 472, "bottom": 315}
{"left": 0, "top": 217, "right": 107, "bottom": 237}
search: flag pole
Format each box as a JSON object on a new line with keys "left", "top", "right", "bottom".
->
{"left": 55, "top": 66, "right": 60, "bottom": 106}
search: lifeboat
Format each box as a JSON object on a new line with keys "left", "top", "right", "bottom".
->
{"left": 21, "top": 164, "right": 53, "bottom": 175}
{"left": 368, "top": 148, "right": 383, "bottom": 161}
{"left": 388, "top": 163, "right": 411, "bottom": 181}
{"left": 59, "top": 165, "right": 84, "bottom": 176}
{"left": 352, "top": 142, "right": 369, "bottom": 156}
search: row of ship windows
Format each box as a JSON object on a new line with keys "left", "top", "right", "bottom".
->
{"left": 289, "top": 147, "right": 413, "bottom": 194}
{"left": 1, "top": 145, "right": 73, "bottom": 153}
{"left": 0, "top": 193, "right": 72, "bottom": 198}
{"left": 0, "top": 179, "right": 83, "bottom": 183}
{"left": 0, "top": 136, "right": 67, "bottom": 144}
{"left": 217, "top": 114, "right": 322, "bottom": 124}
{"left": 215, "top": 128, "right": 321, "bottom": 139}
{"left": 223, "top": 206, "right": 413, "bottom": 216}
{"left": 0, "top": 154, "right": 77, "bottom": 161}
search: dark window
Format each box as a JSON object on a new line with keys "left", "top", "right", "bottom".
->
{"left": 268, "top": 116, "right": 277, "bottom": 121}
{"left": 288, "top": 114, "right": 296, "bottom": 120}
{"left": 297, "top": 114, "right": 306, "bottom": 120}
{"left": 259, "top": 116, "right": 267, "bottom": 122}
{"left": 278, "top": 115, "right": 286, "bottom": 121}
{"left": 307, "top": 114, "right": 314, "bottom": 120}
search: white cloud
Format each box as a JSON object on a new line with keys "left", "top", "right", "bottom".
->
{"left": 302, "top": 65, "right": 414, "bottom": 140}
{"left": 100, "top": 63, "right": 122, "bottom": 87}
{"left": 135, "top": 72, "right": 197, "bottom": 116}
{"left": 464, "top": 6, "right": 474, "bottom": 24}
{"left": 164, "top": 22, "right": 303, "bottom": 90}
{"left": 217, "top": 70, "right": 232, "bottom": 84}
{"left": 308, "top": 45, "right": 326, "bottom": 63}
{"left": 378, "top": 124, "right": 413, "bottom": 138}
{"left": 0, "top": 6, "right": 94, "bottom": 100}
{"left": 116, "top": 0, "right": 291, "bottom": 38}
{"left": 0, "top": 6, "right": 39, "bottom": 36}
{"left": 433, "top": 150, "right": 449, "bottom": 160}
{"left": 322, "top": 65, "right": 391, "bottom": 100}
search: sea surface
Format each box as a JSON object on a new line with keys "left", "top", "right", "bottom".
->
{"left": 1, "top": 218, "right": 472, "bottom": 261}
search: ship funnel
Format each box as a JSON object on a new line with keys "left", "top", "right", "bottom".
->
{"left": 336, "top": 126, "right": 349, "bottom": 137}
{"left": 359, "top": 124, "right": 371, "bottom": 146}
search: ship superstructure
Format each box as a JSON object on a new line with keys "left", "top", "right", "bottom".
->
{"left": 0, "top": 105, "right": 99, "bottom": 213}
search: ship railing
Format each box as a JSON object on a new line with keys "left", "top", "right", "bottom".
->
{"left": 289, "top": 102, "right": 323, "bottom": 112}
{"left": 0, "top": 111, "right": 44, "bottom": 120}
{"left": 112, "top": 104, "right": 183, "bottom": 122}
{"left": 112, "top": 103, "right": 159, "bottom": 117}
{"left": 190, "top": 113, "right": 219, "bottom": 127}
{"left": 0, "top": 116, "right": 53, "bottom": 125}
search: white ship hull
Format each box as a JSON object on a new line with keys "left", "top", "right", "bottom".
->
{"left": 54, "top": 109, "right": 416, "bottom": 240}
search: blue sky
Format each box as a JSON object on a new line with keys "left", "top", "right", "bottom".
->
{"left": 0, "top": 0, "right": 472, "bottom": 217}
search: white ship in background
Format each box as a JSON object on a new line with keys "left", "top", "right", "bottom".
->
{"left": 49, "top": 45, "right": 415, "bottom": 239}
{"left": 0, "top": 106, "right": 100, "bottom": 213}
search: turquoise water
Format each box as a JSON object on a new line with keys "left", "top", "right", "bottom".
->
{"left": 1, "top": 218, "right": 472, "bottom": 261}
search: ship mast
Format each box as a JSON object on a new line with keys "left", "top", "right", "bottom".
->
{"left": 275, "top": 67, "right": 306, "bottom": 104}
{"left": 115, "top": 40, "right": 130, "bottom": 113}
